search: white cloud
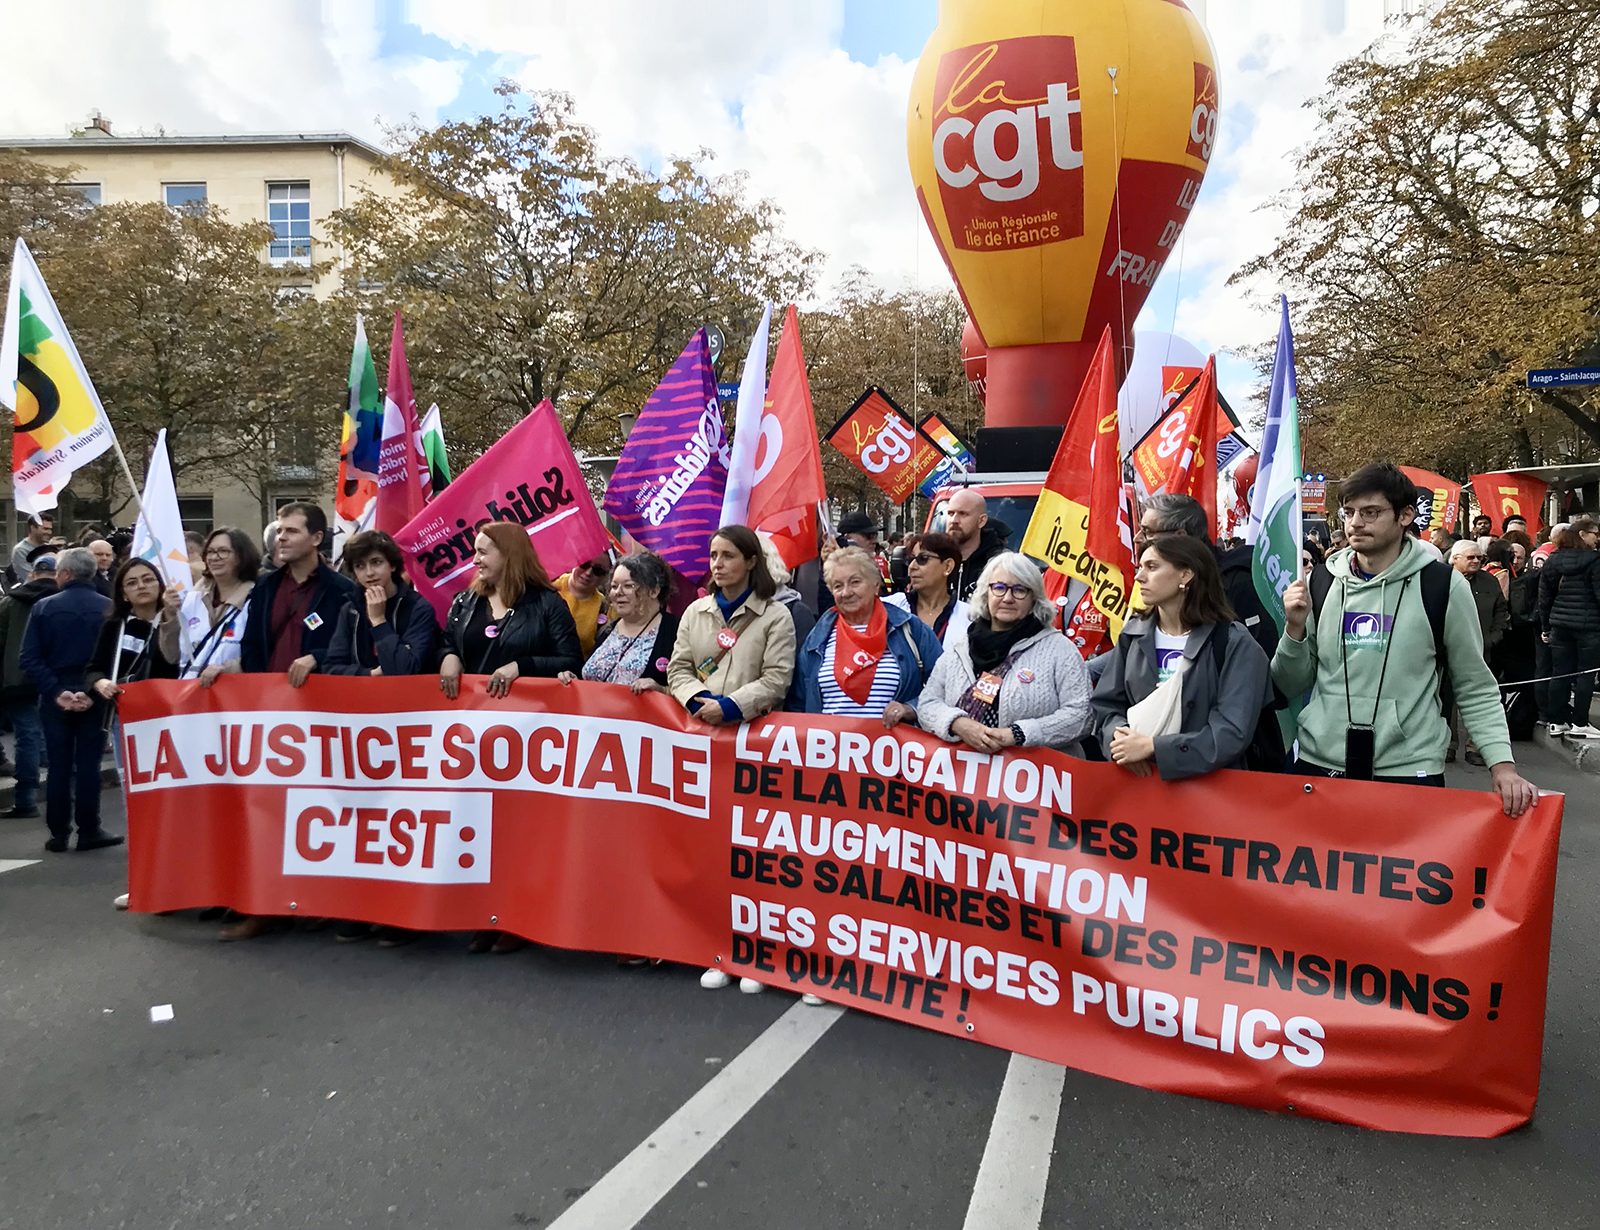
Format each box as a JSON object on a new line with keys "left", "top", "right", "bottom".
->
{"left": 0, "top": 0, "right": 461, "bottom": 138}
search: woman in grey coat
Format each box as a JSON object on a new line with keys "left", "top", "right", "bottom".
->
{"left": 917, "top": 553, "right": 1091, "bottom": 751}
{"left": 1090, "top": 534, "right": 1273, "bottom": 779}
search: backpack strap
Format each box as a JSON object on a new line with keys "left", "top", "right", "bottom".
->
{"left": 1308, "top": 563, "right": 1334, "bottom": 628}
{"left": 1419, "top": 559, "right": 1450, "bottom": 678}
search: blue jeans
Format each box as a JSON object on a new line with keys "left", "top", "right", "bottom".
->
{"left": 3, "top": 697, "right": 43, "bottom": 809}
{"left": 39, "top": 700, "right": 106, "bottom": 841}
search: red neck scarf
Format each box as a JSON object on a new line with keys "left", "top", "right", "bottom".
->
{"left": 833, "top": 601, "right": 888, "bottom": 704}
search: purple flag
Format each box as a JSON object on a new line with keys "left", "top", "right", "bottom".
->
{"left": 603, "top": 330, "right": 731, "bottom": 574}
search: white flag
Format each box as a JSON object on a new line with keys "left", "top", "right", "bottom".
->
{"left": 719, "top": 301, "right": 773, "bottom": 527}
{"left": 130, "top": 429, "right": 194, "bottom": 594}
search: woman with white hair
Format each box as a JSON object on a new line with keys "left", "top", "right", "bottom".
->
{"left": 916, "top": 552, "right": 1091, "bottom": 751}
{"left": 788, "top": 546, "right": 942, "bottom": 725}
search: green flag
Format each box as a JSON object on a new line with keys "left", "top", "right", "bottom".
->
{"left": 420, "top": 402, "right": 450, "bottom": 497}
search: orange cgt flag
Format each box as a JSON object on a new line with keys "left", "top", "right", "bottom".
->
{"left": 1130, "top": 356, "right": 1221, "bottom": 538}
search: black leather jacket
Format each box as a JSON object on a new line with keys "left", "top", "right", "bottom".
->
{"left": 442, "top": 586, "right": 582, "bottom": 677}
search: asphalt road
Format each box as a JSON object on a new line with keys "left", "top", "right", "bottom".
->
{"left": 1, "top": 741, "right": 1595, "bottom": 1230}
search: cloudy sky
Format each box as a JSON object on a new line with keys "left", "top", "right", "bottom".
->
{"left": 3, "top": 0, "right": 1399, "bottom": 406}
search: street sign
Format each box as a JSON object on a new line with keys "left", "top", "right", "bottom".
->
{"left": 704, "top": 323, "right": 725, "bottom": 366}
{"left": 716, "top": 382, "right": 740, "bottom": 400}
{"left": 1528, "top": 367, "right": 1600, "bottom": 389}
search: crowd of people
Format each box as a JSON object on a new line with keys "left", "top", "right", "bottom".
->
{"left": 0, "top": 459, "right": 1569, "bottom": 968}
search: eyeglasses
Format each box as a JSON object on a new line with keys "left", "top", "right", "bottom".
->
{"left": 203, "top": 547, "right": 234, "bottom": 559}
{"left": 988, "top": 582, "right": 1031, "bottom": 599}
{"left": 1339, "top": 506, "right": 1393, "bottom": 524}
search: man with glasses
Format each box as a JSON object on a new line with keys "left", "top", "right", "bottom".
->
{"left": 555, "top": 555, "right": 613, "bottom": 657}
{"left": 1272, "top": 462, "right": 1536, "bottom": 815}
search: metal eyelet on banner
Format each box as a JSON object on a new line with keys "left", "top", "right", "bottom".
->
{"left": 714, "top": 955, "right": 722, "bottom": 963}
{"left": 289, "top": 901, "right": 298, "bottom": 910}
{"left": 490, "top": 915, "right": 498, "bottom": 925}
{"left": 965, "top": 1022, "right": 974, "bottom": 1033}
{"left": 1303, "top": 783, "right": 1313, "bottom": 794}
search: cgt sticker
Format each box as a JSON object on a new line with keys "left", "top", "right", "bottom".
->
{"left": 282, "top": 787, "right": 492, "bottom": 883}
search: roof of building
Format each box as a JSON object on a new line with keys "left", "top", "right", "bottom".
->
{"left": 2, "top": 132, "right": 387, "bottom": 161}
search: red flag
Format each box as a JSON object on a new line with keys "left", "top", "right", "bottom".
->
{"left": 1469, "top": 472, "right": 1548, "bottom": 536}
{"left": 1082, "top": 330, "right": 1134, "bottom": 576}
{"left": 1130, "top": 357, "right": 1220, "bottom": 538}
{"left": 376, "top": 311, "right": 426, "bottom": 536}
{"left": 750, "top": 306, "right": 828, "bottom": 568}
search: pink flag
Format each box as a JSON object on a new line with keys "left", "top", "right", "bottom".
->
{"left": 376, "top": 311, "right": 426, "bottom": 535}
{"left": 394, "top": 400, "right": 610, "bottom": 621}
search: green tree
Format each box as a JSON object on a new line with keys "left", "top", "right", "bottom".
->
{"left": 327, "top": 84, "right": 818, "bottom": 465}
{"left": 1233, "top": 0, "right": 1600, "bottom": 477}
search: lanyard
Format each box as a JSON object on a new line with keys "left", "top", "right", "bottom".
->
{"left": 1339, "top": 577, "right": 1410, "bottom": 729}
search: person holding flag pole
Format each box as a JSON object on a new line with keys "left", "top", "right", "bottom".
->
{"left": 1260, "top": 298, "right": 1537, "bottom": 815}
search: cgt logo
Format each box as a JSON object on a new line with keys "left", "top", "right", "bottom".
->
{"left": 282, "top": 787, "right": 492, "bottom": 883}
{"left": 1187, "top": 63, "right": 1219, "bottom": 163}
{"left": 853, "top": 413, "right": 917, "bottom": 474}
{"left": 931, "top": 36, "right": 1086, "bottom": 251}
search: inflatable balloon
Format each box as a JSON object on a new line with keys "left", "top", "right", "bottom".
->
{"left": 908, "top": 0, "right": 1218, "bottom": 428}
{"left": 1117, "top": 330, "right": 1207, "bottom": 453}
{"left": 961, "top": 317, "right": 988, "bottom": 403}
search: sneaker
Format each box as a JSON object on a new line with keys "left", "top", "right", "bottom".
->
{"left": 738, "top": 977, "right": 765, "bottom": 994}
{"left": 334, "top": 921, "right": 376, "bottom": 943}
{"left": 2, "top": 805, "right": 39, "bottom": 819}
{"left": 1567, "top": 724, "right": 1600, "bottom": 739}
{"left": 76, "top": 830, "right": 125, "bottom": 852}
{"left": 113, "top": 892, "right": 129, "bottom": 910}
{"left": 1465, "top": 748, "right": 1487, "bottom": 767}
{"left": 801, "top": 994, "right": 826, "bottom": 1006}
{"left": 1545, "top": 723, "right": 1569, "bottom": 737}
{"left": 700, "top": 968, "right": 731, "bottom": 989}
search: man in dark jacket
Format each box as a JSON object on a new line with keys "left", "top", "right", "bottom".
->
{"left": 1446, "top": 539, "right": 1510, "bottom": 763}
{"left": 240, "top": 502, "right": 359, "bottom": 683}
{"left": 0, "top": 555, "right": 57, "bottom": 818}
{"left": 19, "top": 548, "right": 118, "bottom": 851}
{"left": 1138, "top": 493, "right": 1278, "bottom": 660}
{"left": 945, "top": 490, "right": 1011, "bottom": 601}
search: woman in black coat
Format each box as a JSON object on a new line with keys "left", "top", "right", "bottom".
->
{"left": 86, "top": 558, "right": 181, "bottom": 696}
{"left": 1538, "top": 517, "right": 1600, "bottom": 736}
{"left": 324, "top": 530, "right": 439, "bottom": 677}
{"left": 439, "top": 522, "right": 583, "bottom": 704}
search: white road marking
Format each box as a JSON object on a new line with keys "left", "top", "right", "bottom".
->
{"left": 549, "top": 1000, "right": 845, "bottom": 1230}
{"left": 0, "top": 859, "right": 40, "bottom": 874}
{"left": 962, "top": 1053, "right": 1068, "bottom": 1230}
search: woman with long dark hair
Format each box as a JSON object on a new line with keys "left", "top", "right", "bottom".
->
{"left": 88, "top": 558, "right": 181, "bottom": 698}
{"left": 439, "top": 522, "right": 582, "bottom": 954}
{"left": 1090, "top": 534, "right": 1275, "bottom": 778}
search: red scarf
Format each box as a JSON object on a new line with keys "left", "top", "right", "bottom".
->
{"left": 833, "top": 601, "right": 888, "bottom": 704}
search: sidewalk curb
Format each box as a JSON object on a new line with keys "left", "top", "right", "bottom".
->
{"left": 1534, "top": 728, "right": 1600, "bottom": 776}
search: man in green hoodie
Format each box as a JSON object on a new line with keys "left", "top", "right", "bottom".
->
{"left": 1273, "top": 462, "right": 1537, "bottom": 816}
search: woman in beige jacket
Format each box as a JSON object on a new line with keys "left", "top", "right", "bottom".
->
{"left": 667, "top": 524, "right": 796, "bottom": 994}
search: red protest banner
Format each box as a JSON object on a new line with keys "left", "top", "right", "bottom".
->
{"left": 824, "top": 387, "right": 943, "bottom": 504}
{"left": 1469, "top": 472, "right": 1548, "bottom": 536}
{"left": 394, "top": 400, "right": 609, "bottom": 622}
{"left": 1398, "top": 466, "right": 1463, "bottom": 534}
{"left": 119, "top": 679, "right": 1561, "bottom": 1138}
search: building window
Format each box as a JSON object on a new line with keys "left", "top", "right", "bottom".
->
{"left": 267, "top": 181, "right": 311, "bottom": 265}
{"left": 67, "top": 183, "right": 102, "bottom": 206}
{"left": 164, "top": 183, "right": 207, "bottom": 214}
{"left": 177, "top": 497, "right": 214, "bottom": 537}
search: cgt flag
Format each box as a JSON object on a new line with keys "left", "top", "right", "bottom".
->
{"left": 0, "top": 238, "right": 116, "bottom": 515}
{"left": 1469, "top": 472, "right": 1546, "bottom": 536}
{"left": 747, "top": 305, "right": 828, "bottom": 570}
{"left": 825, "top": 387, "right": 943, "bottom": 506}
{"left": 1021, "top": 327, "right": 1136, "bottom": 639}
{"left": 603, "top": 329, "right": 730, "bottom": 575}
{"left": 395, "top": 400, "right": 609, "bottom": 622}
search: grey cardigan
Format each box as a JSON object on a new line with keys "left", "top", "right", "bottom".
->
{"left": 1089, "top": 618, "right": 1272, "bottom": 780}
{"left": 916, "top": 623, "right": 1092, "bottom": 749}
